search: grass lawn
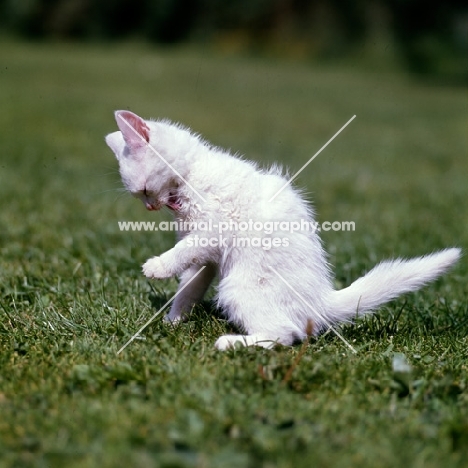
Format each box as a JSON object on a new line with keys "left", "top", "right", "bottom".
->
{"left": 0, "top": 40, "right": 467, "bottom": 467}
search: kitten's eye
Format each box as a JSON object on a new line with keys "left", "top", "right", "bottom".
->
{"left": 140, "top": 188, "right": 153, "bottom": 198}
{"left": 130, "top": 190, "right": 145, "bottom": 199}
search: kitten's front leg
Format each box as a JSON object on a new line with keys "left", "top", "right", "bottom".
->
{"left": 142, "top": 256, "right": 171, "bottom": 279}
{"left": 142, "top": 234, "right": 216, "bottom": 279}
{"left": 164, "top": 263, "right": 217, "bottom": 323}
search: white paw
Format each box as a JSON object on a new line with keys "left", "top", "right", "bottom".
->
{"left": 163, "top": 314, "right": 183, "bottom": 325}
{"left": 215, "top": 334, "right": 276, "bottom": 350}
{"left": 142, "top": 257, "right": 171, "bottom": 279}
{"left": 214, "top": 335, "right": 239, "bottom": 351}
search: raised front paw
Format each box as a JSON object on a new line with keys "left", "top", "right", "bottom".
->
{"left": 142, "top": 256, "right": 171, "bottom": 279}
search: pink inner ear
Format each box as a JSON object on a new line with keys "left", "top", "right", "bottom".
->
{"left": 115, "top": 110, "right": 150, "bottom": 148}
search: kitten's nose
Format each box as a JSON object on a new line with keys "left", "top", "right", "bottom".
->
{"left": 145, "top": 201, "right": 158, "bottom": 211}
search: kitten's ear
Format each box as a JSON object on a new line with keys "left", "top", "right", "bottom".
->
{"left": 114, "top": 110, "right": 150, "bottom": 150}
{"left": 105, "top": 132, "right": 124, "bottom": 159}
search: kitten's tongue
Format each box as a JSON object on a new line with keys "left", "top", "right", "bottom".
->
{"left": 166, "top": 195, "right": 181, "bottom": 211}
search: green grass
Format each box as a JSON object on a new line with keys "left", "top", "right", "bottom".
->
{"left": 0, "top": 40, "right": 467, "bottom": 467}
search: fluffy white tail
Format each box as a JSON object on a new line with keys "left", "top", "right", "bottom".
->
{"left": 329, "top": 248, "right": 461, "bottom": 322}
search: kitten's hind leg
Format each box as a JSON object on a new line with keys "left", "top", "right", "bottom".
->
{"left": 214, "top": 334, "right": 279, "bottom": 350}
{"left": 215, "top": 270, "right": 308, "bottom": 350}
{"left": 164, "top": 263, "right": 217, "bottom": 324}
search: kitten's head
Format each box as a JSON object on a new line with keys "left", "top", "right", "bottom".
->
{"left": 106, "top": 110, "right": 192, "bottom": 212}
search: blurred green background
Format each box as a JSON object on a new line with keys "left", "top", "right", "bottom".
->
{"left": 0, "top": 2, "right": 468, "bottom": 467}
{"left": 1, "top": 0, "right": 467, "bottom": 79}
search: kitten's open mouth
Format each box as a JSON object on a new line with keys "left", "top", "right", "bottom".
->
{"left": 166, "top": 194, "right": 181, "bottom": 211}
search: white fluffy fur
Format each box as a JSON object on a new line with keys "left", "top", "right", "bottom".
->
{"left": 106, "top": 110, "right": 461, "bottom": 350}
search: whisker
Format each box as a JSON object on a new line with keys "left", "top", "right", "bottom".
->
{"left": 113, "top": 191, "right": 130, "bottom": 203}
{"left": 94, "top": 187, "right": 127, "bottom": 196}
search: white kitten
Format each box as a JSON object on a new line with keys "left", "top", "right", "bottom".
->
{"left": 106, "top": 110, "right": 460, "bottom": 350}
